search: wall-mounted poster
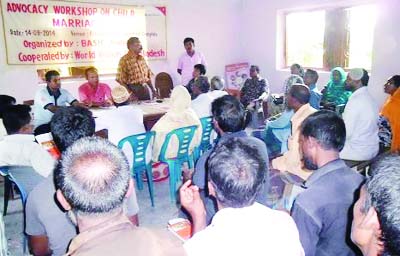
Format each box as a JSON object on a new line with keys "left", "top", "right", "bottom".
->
{"left": 1, "top": 0, "right": 167, "bottom": 66}
{"left": 225, "top": 62, "right": 249, "bottom": 90}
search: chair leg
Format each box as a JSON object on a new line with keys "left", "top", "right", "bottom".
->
{"left": 145, "top": 164, "right": 155, "bottom": 207}
{"left": 134, "top": 167, "right": 144, "bottom": 191}
{"left": 167, "top": 161, "right": 176, "bottom": 202}
{"left": 188, "top": 155, "right": 195, "bottom": 170}
{"left": 3, "top": 178, "right": 12, "bottom": 216}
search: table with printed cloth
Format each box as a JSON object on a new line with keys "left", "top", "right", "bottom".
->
{"left": 91, "top": 99, "right": 171, "bottom": 131}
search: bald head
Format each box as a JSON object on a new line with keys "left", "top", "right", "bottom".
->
{"left": 55, "top": 137, "right": 130, "bottom": 215}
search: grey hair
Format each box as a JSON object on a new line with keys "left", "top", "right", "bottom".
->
{"left": 55, "top": 137, "right": 130, "bottom": 215}
{"left": 364, "top": 153, "right": 400, "bottom": 255}
{"left": 210, "top": 76, "right": 225, "bottom": 91}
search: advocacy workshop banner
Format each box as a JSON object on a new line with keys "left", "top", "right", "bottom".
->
{"left": 1, "top": 0, "right": 167, "bottom": 65}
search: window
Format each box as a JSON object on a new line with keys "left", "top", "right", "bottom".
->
{"left": 284, "top": 4, "right": 377, "bottom": 70}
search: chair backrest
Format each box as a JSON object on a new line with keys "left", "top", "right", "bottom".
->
{"left": 118, "top": 131, "right": 155, "bottom": 167}
{"left": 0, "top": 166, "right": 45, "bottom": 202}
{"left": 155, "top": 72, "right": 173, "bottom": 99}
{"left": 159, "top": 125, "right": 197, "bottom": 161}
{"left": 199, "top": 116, "right": 213, "bottom": 149}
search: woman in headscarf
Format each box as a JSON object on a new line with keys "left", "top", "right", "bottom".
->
{"left": 379, "top": 75, "right": 400, "bottom": 151}
{"left": 321, "top": 67, "right": 352, "bottom": 107}
{"left": 151, "top": 85, "right": 202, "bottom": 162}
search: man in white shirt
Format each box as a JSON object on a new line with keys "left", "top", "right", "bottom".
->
{"left": 177, "top": 37, "right": 207, "bottom": 85}
{"left": 95, "top": 85, "right": 149, "bottom": 168}
{"left": 340, "top": 68, "right": 379, "bottom": 161}
{"left": 0, "top": 105, "right": 54, "bottom": 177}
{"left": 180, "top": 137, "right": 304, "bottom": 256}
{"left": 191, "top": 77, "right": 228, "bottom": 119}
{"left": 34, "top": 70, "right": 81, "bottom": 131}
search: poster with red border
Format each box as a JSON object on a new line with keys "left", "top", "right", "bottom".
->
{"left": 1, "top": 0, "right": 167, "bottom": 65}
{"left": 225, "top": 62, "right": 249, "bottom": 90}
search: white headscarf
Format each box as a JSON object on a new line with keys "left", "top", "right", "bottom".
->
{"left": 151, "top": 86, "right": 202, "bottom": 161}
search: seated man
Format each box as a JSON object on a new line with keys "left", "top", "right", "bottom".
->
{"left": 26, "top": 106, "right": 140, "bottom": 256}
{"left": 351, "top": 153, "right": 400, "bottom": 256}
{"left": 291, "top": 110, "right": 364, "bottom": 255}
{"left": 0, "top": 95, "right": 16, "bottom": 140}
{"left": 0, "top": 105, "right": 54, "bottom": 177}
{"left": 186, "top": 64, "right": 206, "bottom": 98}
{"left": 34, "top": 70, "right": 82, "bottom": 133}
{"left": 303, "top": 69, "right": 321, "bottom": 109}
{"left": 240, "top": 65, "right": 269, "bottom": 108}
{"left": 340, "top": 68, "right": 379, "bottom": 161}
{"left": 191, "top": 76, "right": 212, "bottom": 118}
{"left": 181, "top": 137, "right": 304, "bottom": 255}
{"left": 56, "top": 137, "right": 185, "bottom": 255}
{"left": 272, "top": 84, "right": 317, "bottom": 180}
{"left": 95, "top": 85, "right": 148, "bottom": 167}
{"left": 191, "top": 95, "right": 268, "bottom": 223}
{"left": 78, "top": 67, "right": 112, "bottom": 107}
{"left": 209, "top": 76, "right": 228, "bottom": 100}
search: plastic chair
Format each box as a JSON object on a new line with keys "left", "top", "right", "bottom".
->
{"left": 0, "top": 166, "right": 41, "bottom": 254}
{"left": 118, "top": 131, "right": 156, "bottom": 207}
{"left": 194, "top": 116, "right": 214, "bottom": 161}
{"left": 158, "top": 125, "right": 198, "bottom": 202}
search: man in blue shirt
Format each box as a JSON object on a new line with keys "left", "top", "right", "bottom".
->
{"left": 304, "top": 69, "right": 322, "bottom": 109}
{"left": 291, "top": 110, "right": 364, "bottom": 255}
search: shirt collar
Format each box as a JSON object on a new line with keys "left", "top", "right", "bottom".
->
{"left": 67, "top": 212, "right": 132, "bottom": 255}
{"left": 211, "top": 203, "right": 261, "bottom": 225}
{"left": 351, "top": 86, "right": 367, "bottom": 97}
{"left": 3, "top": 134, "right": 35, "bottom": 142}
{"left": 309, "top": 84, "right": 317, "bottom": 90}
{"left": 46, "top": 86, "right": 61, "bottom": 97}
{"left": 304, "top": 158, "right": 346, "bottom": 188}
{"left": 220, "top": 130, "right": 247, "bottom": 141}
{"left": 292, "top": 103, "right": 311, "bottom": 122}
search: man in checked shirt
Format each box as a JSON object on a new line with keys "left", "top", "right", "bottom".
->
{"left": 116, "top": 37, "right": 158, "bottom": 100}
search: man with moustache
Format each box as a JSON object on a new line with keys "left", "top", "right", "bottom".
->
{"left": 291, "top": 110, "right": 364, "bottom": 256}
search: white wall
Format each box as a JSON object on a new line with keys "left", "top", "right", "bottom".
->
{"left": 0, "top": 0, "right": 242, "bottom": 102}
{"left": 1, "top": 0, "right": 399, "bottom": 107}
{"left": 240, "top": 0, "right": 399, "bottom": 107}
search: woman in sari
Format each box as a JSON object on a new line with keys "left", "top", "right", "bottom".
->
{"left": 151, "top": 85, "right": 202, "bottom": 162}
{"left": 379, "top": 75, "right": 400, "bottom": 151}
{"left": 321, "top": 67, "right": 352, "bottom": 107}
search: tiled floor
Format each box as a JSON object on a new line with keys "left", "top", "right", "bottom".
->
{"left": 2, "top": 178, "right": 181, "bottom": 255}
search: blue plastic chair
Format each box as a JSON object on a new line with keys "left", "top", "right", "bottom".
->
{"left": 194, "top": 116, "right": 214, "bottom": 161}
{"left": 118, "top": 131, "right": 156, "bottom": 207}
{"left": 0, "top": 166, "right": 35, "bottom": 254}
{"left": 158, "top": 125, "right": 198, "bottom": 202}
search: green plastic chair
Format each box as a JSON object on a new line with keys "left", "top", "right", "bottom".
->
{"left": 158, "top": 125, "right": 198, "bottom": 202}
{"left": 118, "top": 131, "right": 155, "bottom": 207}
{"left": 194, "top": 116, "right": 214, "bottom": 161}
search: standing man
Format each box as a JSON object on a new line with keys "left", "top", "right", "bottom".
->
{"left": 78, "top": 67, "right": 113, "bottom": 107}
{"left": 292, "top": 110, "right": 364, "bottom": 255}
{"left": 116, "top": 37, "right": 157, "bottom": 100}
{"left": 177, "top": 37, "right": 207, "bottom": 86}
{"left": 340, "top": 68, "right": 379, "bottom": 161}
{"left": 34, "top": 70, "right": 82, "bottom": 134}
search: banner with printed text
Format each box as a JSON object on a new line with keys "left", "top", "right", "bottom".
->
{"left": 1, "top": 0, "right": 167, "bottom": 65}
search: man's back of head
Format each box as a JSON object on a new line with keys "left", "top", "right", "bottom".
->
{"left": 2, "top": 104, "right": 32, "bottom": 135}
{"left": 50, "top": 106, "right": 95, "bottom": 153}
{"left": 287, "top": 83, "right": 311, "bottom": 110}
{"left": 210, "top": 76, "right": 225, "bottom": 91}
{"left": 55, "top": 137, "right": 130, "bottom": 215}
{"left": 211, "top": 95, "right": 246, "bottom": 133}
{"left": 207, "top": 137, "right": 267, "bottom": 208}
{"left": 301, "top": 110, "right": 346, "bottom": 152}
